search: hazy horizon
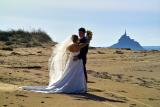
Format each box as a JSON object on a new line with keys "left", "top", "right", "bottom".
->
{"left": 1, "top": 0, "right": 160, "bottom": 47}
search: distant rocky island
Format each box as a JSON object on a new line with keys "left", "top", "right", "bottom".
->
{"left": 110, "top": 31, "right": 144, "bottom": 50}
{"left": 0, "top": 29, "right": 56, "bottom": 48}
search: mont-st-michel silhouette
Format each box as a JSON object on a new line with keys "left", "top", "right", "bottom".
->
{"left": 110, "top": 30, "right": 144, "bottom": 50}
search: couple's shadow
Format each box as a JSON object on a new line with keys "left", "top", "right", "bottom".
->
{"left": 66, "top": 88, "right": 125, "bottom": 103}
{"left": 68, "top": 92, "right": 107, "bottom": 102}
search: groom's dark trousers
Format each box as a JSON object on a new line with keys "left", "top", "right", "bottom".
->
{"left": 78, "top": 37, "right": 89, "bottom": 82}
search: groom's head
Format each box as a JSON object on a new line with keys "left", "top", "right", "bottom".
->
{"left": 78, "top": 27, "right": 86, "bottom": 39}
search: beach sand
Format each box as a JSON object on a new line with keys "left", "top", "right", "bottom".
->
{"left": 0, "top": 47, "right": 160, "bottom": 107}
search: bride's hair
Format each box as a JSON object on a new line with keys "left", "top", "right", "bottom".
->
{"left": 71, "top": 35, "right": 79, "bottom": 43}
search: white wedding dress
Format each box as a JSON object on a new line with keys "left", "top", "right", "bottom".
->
{"left": 20, "top": 37, "right": 87, "bottom": 93}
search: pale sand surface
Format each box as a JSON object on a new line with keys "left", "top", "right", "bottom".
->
{"left": 0, "top": 47, "right": 160, "bottom": 107}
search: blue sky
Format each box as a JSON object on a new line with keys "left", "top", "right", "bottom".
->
{"left": 0, "top": 0, "right": 160, "bottom": 47}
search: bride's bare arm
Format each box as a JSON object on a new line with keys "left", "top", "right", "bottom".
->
{"left": 67, "top": 43, "right": 88, "bottom": 52}
{"left": 67, "top": 44, "right": 79, "bottom": 52}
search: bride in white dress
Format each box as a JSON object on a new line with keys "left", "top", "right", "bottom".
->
{"left": 20, "top": 35, "right": 90, "bottom": 93}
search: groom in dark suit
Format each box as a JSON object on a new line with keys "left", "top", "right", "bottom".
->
{"left": 73, "top": 27, "right": 89, "bottom": 82}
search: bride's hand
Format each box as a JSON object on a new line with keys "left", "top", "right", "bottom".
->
{"left": 86, "top": 30, "right": 93, "bottom": 41}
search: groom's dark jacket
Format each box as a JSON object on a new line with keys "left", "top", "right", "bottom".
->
{"left": 78, "top": 36, "right": 89, "bottom": 64}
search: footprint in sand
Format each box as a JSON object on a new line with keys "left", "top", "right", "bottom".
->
{"left": 15, "top": 94, "right": 28, "bottom": 97}
{"left": 129, "top": 103, "right": 137, "bottom": 107}
{"left": 44, "top": 96, "right": 52, "bottom": 98}
{"left": 41, "top": 101, "right": 45, "bottom": 103}
{"left": 88, "top": 88, "right": 105, "bottom": 92}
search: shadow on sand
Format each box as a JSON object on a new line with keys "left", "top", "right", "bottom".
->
{"left": 68, "top": 92, "right": 126, "bottom": 103}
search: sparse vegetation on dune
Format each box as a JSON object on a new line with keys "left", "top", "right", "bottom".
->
{"left": 0, "top": 29, "right": 56, "bottom": 48}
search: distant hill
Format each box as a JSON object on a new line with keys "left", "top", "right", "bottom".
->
{"left": 0, "top": 29, "right": 56, "bottom": 48}
{"left": 110, "top": 31, "right": 144, "bottom": 50}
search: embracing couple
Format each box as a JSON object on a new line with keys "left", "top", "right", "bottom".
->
{"left": 20, "top": 27, "right": 93, "bottom": 93}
